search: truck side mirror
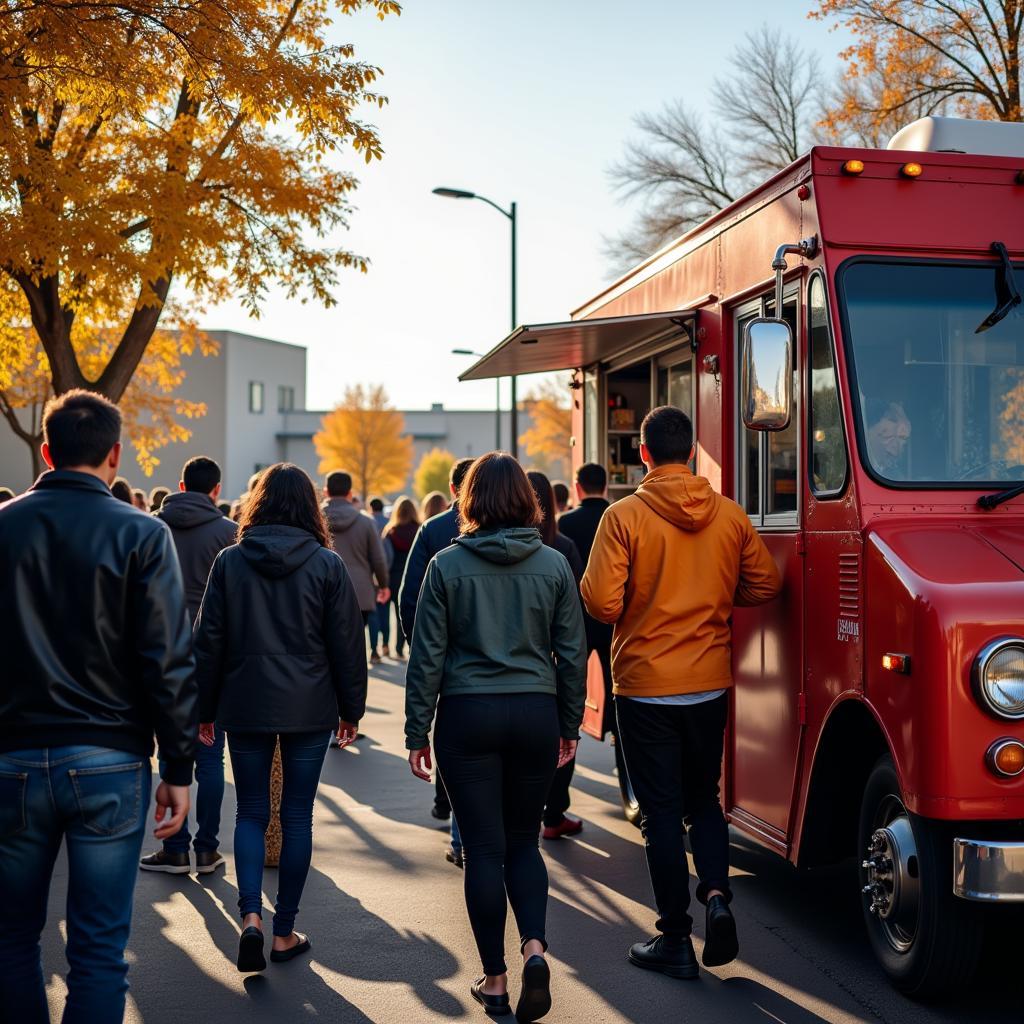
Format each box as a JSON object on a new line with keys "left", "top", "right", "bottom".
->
{"left": 741, "top": 318, "right": 793, "bottom": 431}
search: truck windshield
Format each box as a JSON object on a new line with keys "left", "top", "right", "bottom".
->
{"left": 841, "top": 260, "right": 1024, "bottom": 486}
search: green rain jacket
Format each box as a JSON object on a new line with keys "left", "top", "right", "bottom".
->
{"left": 404, "top": 527, "right": 587, "bottom": 750}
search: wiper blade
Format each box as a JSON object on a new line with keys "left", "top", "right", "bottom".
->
{"left": 975, "top": 240, "right": 1022, "bottom": 334}
{"left": 978, "top": 482, "right": 1024, "bottom": 510}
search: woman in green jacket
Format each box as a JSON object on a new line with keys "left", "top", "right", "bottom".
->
{"left": 405, "top": 453, "right": 587, "bottom": 1022}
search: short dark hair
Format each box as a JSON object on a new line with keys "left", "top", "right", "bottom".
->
{"left": 459, "top": 453, "right": 541, "bottom": 534}
{"left": 575, "top": 462, "right": 607, "bottom": 495}
{"left": 240, "top": 463, "right": 330, "bottom": 547}
{"left": 182, "top": 456, "right": 222, "bottom": 494}
{"left": 325, "top": 470, "right": 352, "bottom": 497}
{"left": 369, "top": 496, "right": 384, "bottom": 513}
{"left": 450, "top": 457, "right": 475, "bottom": 494}
{"left": 217, "top": 500, "right": 232, "bottom": 517}
{"left": 111, "top": 477, "right": 133, "bottom": 503}
{"left": 149, "top": 486, "right": 170, "bottom": 512}
{"left": 42, "top": 389, "right": 121, "bottom": 469}
{"left": 552, "top": 480, "right": 570, "bottom": 509}
{"left": 640, "top": 406, "right": 693, "bottom": 465}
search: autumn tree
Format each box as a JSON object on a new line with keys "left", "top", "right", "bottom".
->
{"left": 814, "top": 1, "right": 1023, "bottom": 140}
{"left": 413, "top": 447, "right": 455, "bottom": 499}
{"left": 519, "top": 379, "right": 572, "bottom": 481}
{"left": 0, "top": 0, "right": 400, "bottom": 453}
{"left": 314, "top": 383, "right": 412, "bottom": 499}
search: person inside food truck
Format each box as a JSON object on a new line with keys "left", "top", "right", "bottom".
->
{"left": 581, "top": 405, "right": 781, "bottom": 981}
{"left": 864, "top": 398, "right": 912, "bottom": 479}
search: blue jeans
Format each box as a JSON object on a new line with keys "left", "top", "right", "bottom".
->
{"left": 0, "top": 746, "right": 151, "bottom": 1024}
{"left": 161, "top": 725, "right": 224, "bottom": 854}
{"left": 369, "top": 600, "right": 390, "bottom": 651}
{"left": 451, "top": 814, "right": 462, "bottom": 854}
{"left": 228, "top": 732, "right": 331, "bottom": 937}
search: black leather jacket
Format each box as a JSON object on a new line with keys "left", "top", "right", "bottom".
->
{"left": 0, "top": 471, "right": 197, "bottom": 784}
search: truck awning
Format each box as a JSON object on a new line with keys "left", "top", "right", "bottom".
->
{"left": 458, "top": 310, "right": 696, "bottom": 381}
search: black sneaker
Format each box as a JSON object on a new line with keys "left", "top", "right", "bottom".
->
{"left": 627, "top": 935, "right": 699, "bottom": 979}
{"left": 195, "top": 849, "right": 226, "bottom": 875}
{"left": 430, "top": 804, "right": 451, "bottom": 821}
{"left": 701, "top": 894, "right": 739, "bottom": 967}
{"left": 139, "top": 849, "right": 190, "bottom": 874}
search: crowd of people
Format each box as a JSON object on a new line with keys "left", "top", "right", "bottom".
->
{"left": 0, "top": 388, "right": 782, "bottom": 1024}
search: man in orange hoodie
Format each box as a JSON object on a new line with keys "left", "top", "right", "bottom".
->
{"left": 582, "top": 405, "right": 781, "bottom": 980}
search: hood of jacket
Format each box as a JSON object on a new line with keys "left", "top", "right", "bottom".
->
{"left": 238, "top": 525, "right": 322, "bottom": 578}
{"left": 455, "top": 527, "right": 543, "bottom": 565}
{"left": 635, "top": 465, "right": 720, "bottom": 532}
{"left": 322, "top": 498, "right": 362, "bottom": 533}
{"left": 157, "top": 490, "right": 226, "bottom": 530}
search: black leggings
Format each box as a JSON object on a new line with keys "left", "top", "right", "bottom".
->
{"left": 434, "top": 692, "right": 559, "bottom": 976}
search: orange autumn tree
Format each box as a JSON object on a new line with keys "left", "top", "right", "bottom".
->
{"left": 0, "top": 0, "right": 400, "bottom": 461}
{"left": 314, "top": 384, "right": 413, "bottom": 498}
{"left": 413, "top": 447, "right": 456, "bottom": 499}
{"left": 519, "top": 379, "right": 572, "bottom": 481}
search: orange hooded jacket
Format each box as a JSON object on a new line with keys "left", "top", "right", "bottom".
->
{"left": 581, "top": 464, "right": 782, "bottom": 697}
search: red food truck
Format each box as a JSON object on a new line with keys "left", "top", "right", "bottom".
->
{"left": 459, "top": 117, "right": 1024, "bottom": 996}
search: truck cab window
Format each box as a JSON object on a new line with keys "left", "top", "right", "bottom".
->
{"left": 809, "top": 275, "right": 848, "bottom": 495}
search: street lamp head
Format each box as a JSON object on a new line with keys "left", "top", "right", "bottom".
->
{"left": 433, "top": 187, "right": 476, "bottom": 200}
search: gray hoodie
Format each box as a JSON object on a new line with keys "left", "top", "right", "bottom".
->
{"left": 322, "top": 498, "right": 389, "bottom": 613}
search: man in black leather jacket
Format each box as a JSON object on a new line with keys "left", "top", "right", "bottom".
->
{"left": 0, "top": 390, "right": 197, "bottom": 1023}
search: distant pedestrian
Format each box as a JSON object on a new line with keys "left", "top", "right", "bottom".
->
{"left": 406, "top": 452, "right": 586, "bottom": 1022}
{"left": 140, "top": 456, "right": 238, "bottom": 878}
{"left": 131, "top": 487, "right": 148, "bottom": 511}
{"left": 382, "top": 496, "right": 420, "bottom": 659}
{"left": 0, "top": 487, "right": 13, "bottom": 503}
{"left": 111, "top": 475, "right": 133, "bottom": 503}
{"left": 321, "top": 470, "right": 390, "bottom": 670}
{"left": 582, "top": 407, "right": 781, "bottom": 980}
{"left": 217, "top": 499, "right": 232, "bottom": 517}
{"left": 0, "top": 390, "right": 195, "bottom": 1021}
{"left": 367, "top": 496, "right": 393, "bottom": 658}
{"left": 420, "top": 489, "right": 448, "bottom": 521}
{"left": 194, "top": 463, "right": 367, "bottom": 973}
{"left": 149, "top": 485, "right": 170, "bottom": 512}
{"left": 552, "top": 479, "right": 571, "bottom": 515}
{"left": 527, "top": 471, "right": 585, "bottom": 842}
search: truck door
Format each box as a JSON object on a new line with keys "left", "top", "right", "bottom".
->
{"left": 729, "top": 288, "right": 805, "bottom": 851}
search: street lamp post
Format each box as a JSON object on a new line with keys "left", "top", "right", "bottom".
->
{"left": 452, "top": 349, "right": 500, "bottom": 450}
{"left": 433, "top": 187, "right": 518, "bottom": 457}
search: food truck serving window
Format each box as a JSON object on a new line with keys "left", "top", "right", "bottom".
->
{"left": 840, "top": 259, "right": 1024, "bottom": 488}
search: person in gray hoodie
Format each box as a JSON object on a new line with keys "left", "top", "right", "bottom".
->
{"left": 140, "top": 456, "right": 237, "bottom": 877}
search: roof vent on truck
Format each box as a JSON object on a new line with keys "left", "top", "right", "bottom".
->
{"left": 888, "top": 116, "right": 1024, "bottom": 158}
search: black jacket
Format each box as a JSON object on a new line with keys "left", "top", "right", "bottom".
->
{"left": 194, "top": 525, "right": 367, "bottom": 732}
{"left": 156, "top": 491, "right": 238, "bottom": 623}
{"left": 0, "top": 471, "right": 197, "bottom": 785}
{"left": 398, "top": 504, "right": 459, "bottom": 639}
{"left": 557, "top": 497, "right": 613, "bottom": 650}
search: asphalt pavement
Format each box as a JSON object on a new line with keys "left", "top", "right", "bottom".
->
{"left": 41, "top": 656, "right": 1023, "bottom": 1023}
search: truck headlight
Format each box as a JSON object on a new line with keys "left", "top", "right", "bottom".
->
{"left": 973, "top": 638, "right": 1024, "bottom": 720}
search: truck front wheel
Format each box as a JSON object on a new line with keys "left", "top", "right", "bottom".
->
{"left": 858, "top": 756, "right": 984, "bottom": 996}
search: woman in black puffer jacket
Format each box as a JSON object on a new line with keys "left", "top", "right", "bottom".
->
{"left": 195, "top": 463, "right": 366, "bottom": 974}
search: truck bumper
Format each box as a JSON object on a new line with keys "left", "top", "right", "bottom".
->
{"left": 953, "top": 838, "right": 1024, "bottom": 902}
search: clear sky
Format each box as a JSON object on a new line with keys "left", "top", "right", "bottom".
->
{"left": 201, "top": 1, "right": 850, "bottom": 412}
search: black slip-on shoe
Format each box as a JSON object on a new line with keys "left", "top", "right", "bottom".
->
{"left": 431, "top": 805, "right": 451, "bottom": 821}
{"left": 702, "top": 895, "right": 739, "bottom": 967}
{"left": 627, "top": 935, "right": 699, "bottom": 980}
{"left": 237, "top": 926, "right": 266, "bottom": 973}
{"left": 471, "top": 979, "right": 511, "bottom": 1017}
{"left": 270, "top": 932, "right": 311, "bottom": 963}
{"left": 194, "top": 849, "right": 226, "bottom": 875}
{"left": 515, "top": 955, "right": 551, "bottom": 1022}
{"left": 139, "top": 849, "right": 190, "bottom": 874}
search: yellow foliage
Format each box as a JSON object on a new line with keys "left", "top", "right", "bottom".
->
{"left": 519, "top": 380, "right": 572, "bottom": 481}
{"left": 413, "top": 447, "right": 456, "bottom": 500}
{"left": 314, "top": 384, "right": 413, "bottom": 499}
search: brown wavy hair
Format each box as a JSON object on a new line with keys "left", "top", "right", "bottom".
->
{"left": 384, "top": 495, "right": 420, "bottom": 537}
{"left": 459, "top": 452, "right": 541, "bottom": 534}
{"left": 238, "top": 463, "right": 330, "bottom": 547}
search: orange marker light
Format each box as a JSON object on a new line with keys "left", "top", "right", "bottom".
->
{"left": 882, "top": 653, "right": 911, "bottom": 675}
{"left": 901, "top": 162, "right": 924, "bottom": 178}
{"left": 987, "top": 739, "right": 1024, "bottom": 778}
{"left": 842, "top": 159, "right": 865, "bottom": 176}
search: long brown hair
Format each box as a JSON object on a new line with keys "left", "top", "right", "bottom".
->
{"left": 527, "top": 470, "right": 558, "bottom": 547}
{"left": 238, "top": 463, "right": 330, "bottom": 547}
{"left": 383, "top": 495, "right": 420, "bottom": 537}
{"left": 459, "top": 452, "right": 541, "bottom": 534}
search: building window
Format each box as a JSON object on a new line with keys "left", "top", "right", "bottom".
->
{"left": 249, "top": 381, "right": 264, "bottom": 414}
{"left": 278, "top": 385, "right": 295, "bottom": 412}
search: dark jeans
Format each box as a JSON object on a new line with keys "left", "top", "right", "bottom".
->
{"left": 162, "top": 725, "right": 224, "bottom": 854}
{"left": 369, "top": 600, "right": 390, "bottom": 651}
{"left": 434, "top": 693, "right": 559, "bottom": 976}
{"left": 0, "top": 746, "right": 151, "bottom": 1024}
{"left": 615, "top": 694, "right": 731, "bottom": 939}
{"left": 228, "top": 731, "right": 331, "bottom": 937}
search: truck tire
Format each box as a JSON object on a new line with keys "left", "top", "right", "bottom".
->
{"left": 613, "top": 738, "right": 642, "bottom": 828}
{"left": 858, "top": 755, "right": 984, "bottom": 997}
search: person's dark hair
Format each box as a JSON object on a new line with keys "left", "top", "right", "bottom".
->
{"left": 325, "top": 470, "right": 353, "bottom": 498}
{"left": 0, "top": 487, "right": 14, "bottom": 504}
{"left": 149, "top": 486, "right": 170, "bottom": 512}
{"left": 576, "top": 461, "right": 607, "bottom": 495}
{"left": 217, "top": 500, "right": 232, "bottom": 517}
{"left": 551, "top": 480, "right": 570, "bottom": 510}
{"left": 640, "top": 406, "right": 694, "bottom": 465}
{"left": 182, "top": 456, "right": 222, "bottom": 495}
{"left": 459, "top": 453, "right": 541, "bottom": 534}
{"left": 864, "top": 397, "right": 907, "bottom": 426}
{"left": 239, "top": 463, "right": 330, "bottom": 547}
{"left": 369, "top": 496, "right": 384, "bottom": 513}
{"left": 111, "top": 477, "right": 133, "bottom": 503}
{"left": 42, "top": 389, "right": 121, "bottom": 469}
{"left": 527, "top": 470, "right": 558, "bottom": 547}
{"left": 450, "top": 457, "right": 475, "bottom": 494}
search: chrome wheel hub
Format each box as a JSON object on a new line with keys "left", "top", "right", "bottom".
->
{"left": 861, "top": 809, "right": 920, "bottom": 953}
